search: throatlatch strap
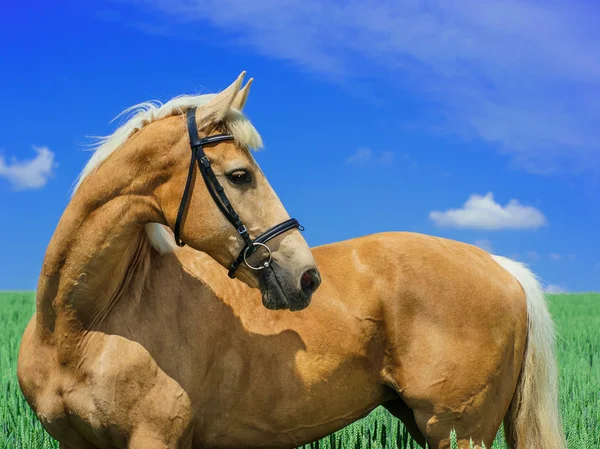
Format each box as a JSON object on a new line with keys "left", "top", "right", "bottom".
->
{"left": 174, "top": 148, "right": 199, "bottom": 247}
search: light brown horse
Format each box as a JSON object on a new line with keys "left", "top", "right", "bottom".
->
{"left": 17, "top": 73, "right": 565, "bottom": 449}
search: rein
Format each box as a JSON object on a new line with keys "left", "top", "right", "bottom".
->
{"left": 173, "top": 107, "right": 302, "bottom": 278}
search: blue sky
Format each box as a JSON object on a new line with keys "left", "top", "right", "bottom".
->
{"left": 1, "top": 0, "right": 598, "bottom": 292}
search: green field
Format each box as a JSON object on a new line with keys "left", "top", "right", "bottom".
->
{"left": 1, "top": 292, "right": 598, "bottom": 448}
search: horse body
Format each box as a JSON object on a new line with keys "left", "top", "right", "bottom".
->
{"left": 20, "top": 231, "right": 550, "bottom": 449}
{"left": 17, "top": 73, "right": 564, "bottom": 449}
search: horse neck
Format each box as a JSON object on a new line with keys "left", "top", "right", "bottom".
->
{"left": 36, "top": 132, "right": 170, "bottom": 337}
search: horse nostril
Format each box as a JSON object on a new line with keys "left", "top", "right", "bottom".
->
{"left": 300, "top": 269, "right": 321, "bottom": 296}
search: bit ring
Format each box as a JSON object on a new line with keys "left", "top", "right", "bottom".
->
{"left": 243, "top": 242, "right": 272, "bottom": 270}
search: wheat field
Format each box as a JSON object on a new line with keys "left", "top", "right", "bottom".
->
{"left": 1, "top": 292, "right": 598, "bottom": 448}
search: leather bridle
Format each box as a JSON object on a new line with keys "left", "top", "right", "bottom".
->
{"left": 173, "top": 107, "right": 303, "bottom": 279}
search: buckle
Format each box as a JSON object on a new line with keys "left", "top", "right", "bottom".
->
{"left": 237, "top": 225, "right": 248, "bottom": 235}
{"left": 200, "top": 156, "right": 210, "bottom": 168}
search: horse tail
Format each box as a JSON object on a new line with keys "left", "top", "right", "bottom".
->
{"left": 491, "top": 255, "right": 566, "bottom": 449}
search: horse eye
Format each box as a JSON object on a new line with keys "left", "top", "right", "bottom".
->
{"left": 228, "top": 170, "right": 252, "bottom": 185}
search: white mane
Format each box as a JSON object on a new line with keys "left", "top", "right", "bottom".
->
{"left": 72, "top": 93, "right": 263, "bottom": 254}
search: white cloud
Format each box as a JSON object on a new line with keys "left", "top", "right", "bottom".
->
{"left": 545, "top": 284, "right": 567, "bottom": 294}
{"left": 550, "top": 253, "right": 561, "bottom": 261}
{"left": 474, "top": 239, "right": 494, "bottom": 253}
{"left": 526, "top": 251, "right": 540, "bottom": 261}
{"left": 346, "top": 148, "right": 394, "bottom": 165}
{"left": 121, "top": 0, "right": 600, "bottom": 175}
{"left": 0, "top": 146, "right": 57, "bottom": 190}
{"left": 429, "top": 192, "right": 547, "bottom": 230}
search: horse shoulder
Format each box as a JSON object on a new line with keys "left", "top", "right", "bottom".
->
{"left": 63, "top": 331, "right": 194, "bottom": 447}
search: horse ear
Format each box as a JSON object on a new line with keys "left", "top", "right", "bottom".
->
{"left": 231, "top": 78, "right": 253, "bottom": 111}
{"left": 197, "top": 71, "right": 246, "bottom": 125}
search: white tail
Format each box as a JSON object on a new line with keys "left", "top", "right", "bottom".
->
{"left": 491, "top": 255, "right": 566, "bottom": 449}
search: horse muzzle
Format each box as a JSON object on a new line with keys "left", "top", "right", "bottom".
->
{"left": 258, "top": 261, "right": 321, "bottom": 311}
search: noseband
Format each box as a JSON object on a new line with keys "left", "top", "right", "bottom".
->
{"left": 173, "top": 107, "right": 303, "bottom": 279}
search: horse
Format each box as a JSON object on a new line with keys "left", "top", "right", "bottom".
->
{"left": 17, "top": 72, "right": 565, "bottom": 449}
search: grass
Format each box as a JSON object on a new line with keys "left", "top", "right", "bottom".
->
{"left": 1, "top": 292, "right": 598, "bottom": 448}
{"left": 0, "top": 293, "right": 56, "bottom": 449}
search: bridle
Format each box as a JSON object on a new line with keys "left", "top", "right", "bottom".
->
{"left": 173, "top": 107, "right": 303, "bottom": 279}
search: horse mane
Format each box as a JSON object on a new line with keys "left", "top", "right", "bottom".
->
{"left": 72, "top": 93, "right": 264, "bottom": 254}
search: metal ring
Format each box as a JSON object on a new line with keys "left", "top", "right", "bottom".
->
{"left": 243, "top": 242, "right": 272, "bottom": 271}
